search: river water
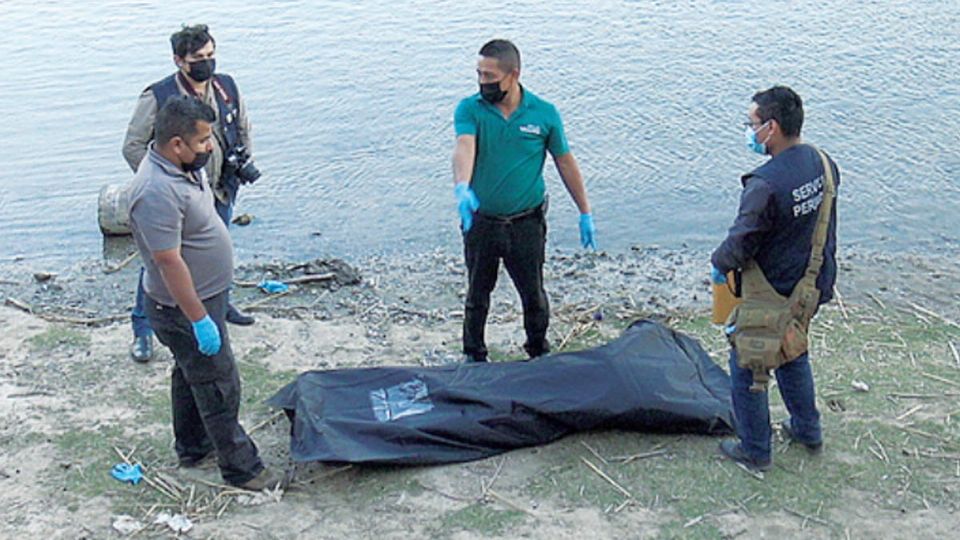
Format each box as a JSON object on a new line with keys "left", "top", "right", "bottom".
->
{"left": 1, "top": 0, "right": 958, "bottom": 267}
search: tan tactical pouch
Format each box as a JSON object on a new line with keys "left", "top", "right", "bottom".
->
{"left": 726, "top": 149, "right": 836, "bottom": 392}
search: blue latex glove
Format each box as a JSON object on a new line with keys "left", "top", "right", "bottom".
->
{"left": 579, "top": 213, "right": 597, "bottom": 249}
{"left": 191, "top": 315, "right": 222, "bottom": 356}
{"left": 258, "top": 279, "right": 290, "bottom": 294}
{"left": 454, "top": 182, "right": 480, "bottom": 232}
{"left": 111, "top": 463, "right": 143, "bottom": 485}
{"left": 711, "top": 266, "right": 727, "bottom": 285}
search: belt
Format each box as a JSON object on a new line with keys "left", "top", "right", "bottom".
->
{"left": 475, "top": 198, "right": 547, "bottom": 224}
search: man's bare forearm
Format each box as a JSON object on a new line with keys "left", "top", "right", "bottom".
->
{"left": 452, "top": 136, "right": 476, "bottom": 185}
{"left": 555, "top": 152, "right": 591, "bottom": 214}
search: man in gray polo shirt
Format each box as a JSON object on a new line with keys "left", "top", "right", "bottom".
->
{"left": 128, "top": 95, "right": 282, "bottom": 491}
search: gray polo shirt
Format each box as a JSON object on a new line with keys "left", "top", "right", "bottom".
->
{"left": 128, "top": 146, "right": 234, "bottom": 307}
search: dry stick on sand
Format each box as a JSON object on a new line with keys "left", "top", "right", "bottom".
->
{"left": 784, "top": 507, "right": 833, "bottom": 528}
{"left": 580, "top": 457, "right": 633, "bottom": 499}
{"left": 896, "top": 404, "right": 925, "bottom": 421}
{"left": 241, "top": 290, "right": 292, "bottom": 311}
{"left": 909, "top": 302, "right": 960, "bottom": 329}
{"left": 103, "top": 251, "right": 139, "bottom": 274}
{"left": 480, "top": 456, "right": 507, "bottom": 498}
{"left": 247, "top": 410, "right": 285, "bottom": 434}
{"left": 920, "top": 372, "right": 960, "bottom": 388}
{"left": 294, "top": 465, "right": 353, "bottom": 486}
{"left": 485, "top": 488, "right": 539, "bottom": 518}
{"left": 579, "top": 441, "right": 609, "bottom": 466}
{"left": 949, "top": 341, "right": 960, "bottom": 369}
{"left": 5, "top": 297, "right": 126, "bottom": 325}
{"left": 833, "top": 286, "right": 850, "bottom": 321}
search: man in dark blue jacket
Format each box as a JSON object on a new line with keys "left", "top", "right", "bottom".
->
{"left": 711, "top": 86, "right": 839, "bottom": 473}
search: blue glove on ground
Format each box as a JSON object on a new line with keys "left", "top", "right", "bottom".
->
{"left": 191, "top": 315, "right": 222, "bottom": 356}
{"left": 258, "top": 279, "right": 290, "bottom": 294}
{"left": 579, "top": 213, "right": 597, "bottom": 249}
{"left": 110, "top": 463, "right": 143, "bottom": 485}
{"left": 454, "top": 182, "right": 480, "bottom": 232}
{"left": 711, "top": 266, "right": 727, "bottom": 285}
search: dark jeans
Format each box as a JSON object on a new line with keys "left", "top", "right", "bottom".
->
{"left": 729, "top": 349, "right": 822, "bottom": 461}
{"left": 462, "top": 205, "right": 549, "bottom": 360}
{"left": 131, "top": 194, "right": 235, "bottom": 337}
{"left": 144, "top": 290, "right": 263, "bottom": 485}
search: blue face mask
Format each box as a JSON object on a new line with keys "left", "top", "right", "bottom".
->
{"left": 744, "top": 121, "right": 770, "bottom": 155}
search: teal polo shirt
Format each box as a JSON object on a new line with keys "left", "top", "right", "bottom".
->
{"left": 454, "top": 87, "right": 569, "bottom": 216}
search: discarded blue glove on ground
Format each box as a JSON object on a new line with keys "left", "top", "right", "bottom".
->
{"left": 111, "top": 463, "right": 143, "bottom": 485}
{"left": 454, "top": 182, "right": 480, "bottom": 233}
{"left": 258, "top": 279, "right": 290, "bottom": 294}
{"left": 711, "top": 266, "right": 727, "bottom": 284}
{"left": 191, "top": 315, "right": 221, "bottom": 356}
{"left": 579, "top": 213, "right": 597, "bottom": 249}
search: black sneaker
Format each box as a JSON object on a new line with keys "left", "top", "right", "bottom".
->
{"left": 462, "top": 354, "right": 487, "bottom": 363}
{"left": 226, "top": 304, "right": 255, "bottom": 326}
{"left": 779, "top": 420, "right": 823, "bottom": 453}
{"left": 718, "top": 440, "right": 772, "bottom": 473}
{"left": 130, "top": 335, "right": 154, "bottom": 363}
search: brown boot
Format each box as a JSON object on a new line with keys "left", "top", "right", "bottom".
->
{"left": 234, "top": 467, "right": 289, "bottom": 491}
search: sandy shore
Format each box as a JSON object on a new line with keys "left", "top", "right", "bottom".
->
{"left": 1, "top": 245, "right": 958, "bottom": 538}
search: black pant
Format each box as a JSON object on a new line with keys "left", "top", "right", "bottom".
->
{"left": 462, "top": 205, "right": 550, "bottom": 360}
{"left": 144, "top": 290, "right": 263, "bottom": 485}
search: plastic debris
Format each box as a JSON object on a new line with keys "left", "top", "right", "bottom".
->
{"left": 110, "top": 463, "right": 143, "bottom": 485}
{"left": 154, "top": 512, "right": 193, "bottom": 534}
{"left": 851, "top": 380, "right": 870, "bottom": 392}
{"left": 111, "top": 515, "right": 144, "bottom": 535}
{"left": 258, "top": 279, "right": 290, "bottom": 294}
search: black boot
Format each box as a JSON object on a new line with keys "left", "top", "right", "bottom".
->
{"left": 226, "top": 304, "right": 255, "bottom": 326}
{"left": 130, "top": 334, "right": 154, "bottom": 363}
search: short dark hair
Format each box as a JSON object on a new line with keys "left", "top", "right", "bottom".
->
{"left": 752, "top": 86, "right": 804, "bottom": 137}
{"left": 479, "top": 39, "right": 521, "bottom": 73}
{"left": 170, "top": 24, "right": 215, "bottom": 58}
{"left": 155, "top": 95, "right": 216, "bottom": 146}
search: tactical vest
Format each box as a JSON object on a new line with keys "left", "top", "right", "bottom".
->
{"left": 750, "top": 147, "right": 837, "bottom": 301}
{"left": 149, "top": 73, "right": 241, "bottom": 154}
{"left": 727, "top": 148, "right": 837, "bottom": 392}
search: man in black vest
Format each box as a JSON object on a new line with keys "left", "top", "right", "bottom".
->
{"left": 711, "top": 86, "right": 839, "bottom": 473}
{"left": 123, "top": 24, "right": 260, "bottom": 363}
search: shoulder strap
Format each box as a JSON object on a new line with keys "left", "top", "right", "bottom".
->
{"left": 796, "top": 149, "right": 836, "bottom": 291}
{"left": 211, "top": 74, "right": 238, "bottom": 106}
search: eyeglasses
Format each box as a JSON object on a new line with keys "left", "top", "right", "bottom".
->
{"left": 742, "top": 120, "right": 769, "bottom": 130}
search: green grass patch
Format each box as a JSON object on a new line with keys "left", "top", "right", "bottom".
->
{"left": 26, "top": 326, "right": 90, "bottom": 351}
{"left": 437, "top": 502, "right": 525, "bottom": 536}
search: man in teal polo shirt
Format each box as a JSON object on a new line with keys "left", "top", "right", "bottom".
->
{"left": 452, "top": 39, "right": 596, "bottom": 363}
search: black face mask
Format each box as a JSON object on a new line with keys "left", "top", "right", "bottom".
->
{"left": 480, "top": 80, "right": 507, "bottom": 104}
{"left": 182, "top": 151, "right": 211, "bottom": 172}
{"left": 187, "top": 59, "right": 216, "bottom": 82}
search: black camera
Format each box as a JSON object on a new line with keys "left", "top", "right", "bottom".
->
{"left": 224, "top": 144, "right": 261, "bottom": 185}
